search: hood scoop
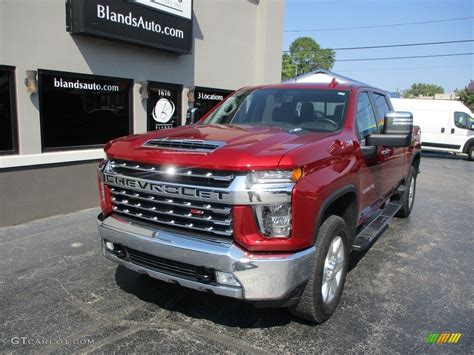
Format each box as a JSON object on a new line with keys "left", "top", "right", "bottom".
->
{"left": 143, "top": 138, "right": 226, "bottom": 152}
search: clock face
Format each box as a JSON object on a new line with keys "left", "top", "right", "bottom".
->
{"left": 152, "top": 98, "right": 175, "bottom": 123}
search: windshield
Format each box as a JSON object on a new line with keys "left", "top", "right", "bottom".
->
{"left": 203, "top": 88, "right": 349, "bottom": 132}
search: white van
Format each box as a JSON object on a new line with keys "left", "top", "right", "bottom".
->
{"left": 391, "top": 98, "right": 474, "bottom": 160}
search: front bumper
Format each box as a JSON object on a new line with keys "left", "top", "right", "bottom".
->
{"left": 97, "top": 214, "right": 315, "bottom": 301}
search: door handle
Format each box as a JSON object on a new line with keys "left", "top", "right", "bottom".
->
{"left": 441, "top": 127, "right": 445, "bottom": 133}
{"left": 451, "top": 128, "right": 455, "bottom": 134}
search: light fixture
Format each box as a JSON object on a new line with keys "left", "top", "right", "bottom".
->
{"left": 25, "top": 70, "right": 38, "bottom": 94}
{"left": 215, "top": 271, "right": 240, "bottom": 286}
{"left": 139, "top": 81, "right": 149, "bottom": 99}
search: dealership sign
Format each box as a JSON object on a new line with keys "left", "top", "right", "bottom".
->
{"left": 66, "top": 0, "right": 193, "bottom": 54}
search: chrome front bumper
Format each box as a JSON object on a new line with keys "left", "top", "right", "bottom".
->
{"left": 97, "top": 214, "right": 315, "bottom": 301}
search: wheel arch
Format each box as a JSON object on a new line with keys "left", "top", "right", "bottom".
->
{"left": 462, "top": 138, "right": 474, "bottom": 153}
{"left": 411, "top": 152, "right": 421, "bottom": 174}
{"left": 314, "top": 185, "right": 358, "bottom": 245}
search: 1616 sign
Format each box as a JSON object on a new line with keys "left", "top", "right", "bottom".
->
{"left": 147, "top": 82, "right": 182, "bottom": 131}
{"left": 66, "top": 0, "right": 193, "bottom": 54}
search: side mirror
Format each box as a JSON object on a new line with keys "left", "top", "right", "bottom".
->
{"left": 186, "top": 108, "right": 201, "bottom": 125}
{"left": 366, "top": 111, "right": 413, "bottom": 147}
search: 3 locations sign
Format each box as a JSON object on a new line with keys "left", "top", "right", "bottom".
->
{"left": 147, "top": 82, "right": 182, "bottom": 131}
{"left": 194, "top": 87, "right": 233, "bottom": 118}
{"left": 66, "top": 0, "right": 193, "bottom": 54}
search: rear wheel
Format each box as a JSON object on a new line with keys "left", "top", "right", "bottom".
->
{"left": 395, "top": 166, "right": 417, "bottom": 218}
{"left": 290, "top": 215, "right": 349, "bottom": 324}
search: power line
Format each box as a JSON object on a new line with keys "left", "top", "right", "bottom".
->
{"left": 335, "top": 39, "right": 473, "bottom": 51}
{"left": 337, "top": 52, "right": 474, "bottom": 62}
{"left": 286, "top": 1, "right": 336, "bottom": 5}
{"left": 336, "top": 64, "right": 472, "bottom": 74}
{"left": 285, "top": 16, "right": 474, "bottom": 32}
{"left": 282, "top": 39, "right": 474, "bottom": 52}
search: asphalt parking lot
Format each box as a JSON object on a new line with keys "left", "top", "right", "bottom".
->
{"left": 1, "top": 153, "right": 473, "bottom": 353}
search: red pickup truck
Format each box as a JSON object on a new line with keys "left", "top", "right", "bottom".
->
{"left": 97, "top": 81, "right": 421, "bottom": 323}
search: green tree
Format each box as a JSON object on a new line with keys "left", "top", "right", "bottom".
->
{"left": 402, "top": 83, "right": 444, "bottom": 98}
{"left": 281, "top": 53, "right": 296, "bottom": 82}
{"left": 455, "top": 86, "right": 474, "bottom": 112}
{"left": 281, "top": 37, "right": 335, "bottom": 81}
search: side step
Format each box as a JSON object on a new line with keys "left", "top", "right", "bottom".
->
{"left": 352, "top": 202, "right": 401, "bottom": 251}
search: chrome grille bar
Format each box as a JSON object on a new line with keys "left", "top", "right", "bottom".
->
{"left": 110, "top": 188, "right": 231, "bottom": 215}
{"left": 112, "top": 198, "right": 232, "bottom": 227}
{"left": 113, "top": 205, "right": 233, "bottom": 237}
{"left": 109, "top": 160, "right": 234, "bottom": 182}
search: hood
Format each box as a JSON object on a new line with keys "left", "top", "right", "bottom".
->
{"left": 105, "top": 124, "right": 334, "bottom": 170}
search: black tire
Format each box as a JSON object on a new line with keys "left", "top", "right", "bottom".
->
{"left": 290, "top": 215, "right": 349, "bottom": 324}
{"left": 395, "top": 166, "right": 417, "bottom": 218}
{"left": 468, "top": 145, "right": 474, "bottom": 161}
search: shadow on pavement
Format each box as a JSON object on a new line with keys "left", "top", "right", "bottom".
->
{"left": 114, "top": 265, "right": 299, "bottom": 328}
{"left": 421, "top": 151, "right": 470, "bottom": 161}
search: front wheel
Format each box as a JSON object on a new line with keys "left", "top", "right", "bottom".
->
{"left": 468, "top": 145, "right": 474, "bottom": 161}
{"left": 290, "top": 215, "right": 349, "bottom": 324}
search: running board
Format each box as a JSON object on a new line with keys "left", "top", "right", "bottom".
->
{"left": 352, "top": 202, "right": 401, "bottom": 251}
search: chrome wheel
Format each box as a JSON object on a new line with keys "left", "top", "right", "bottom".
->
{"left": 322, "top": 236, "right": 345, "bottom": 304}
{"left": 408, "top": 177, "right": 415, "bottom": 208}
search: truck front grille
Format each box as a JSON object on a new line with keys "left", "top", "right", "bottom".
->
{"left": 105, "top": 160, "right": 236, "bottom": 238}
{"left": 110, "top": 187, "right": 233, "bottom": 237}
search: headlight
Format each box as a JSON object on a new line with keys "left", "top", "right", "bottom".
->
{"left": 254, "top": 203, "right": 292, "bottom": 238}
{"left": 249, "top": 168, "right": 303, "bottom": 185}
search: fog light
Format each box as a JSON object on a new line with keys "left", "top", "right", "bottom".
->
{"left": 105, "top": 241, "right": 114, "bottom": 251}
{"left": 215, "top": 271, "right": 240, "bottom": 287}
{"left": 254, "top": 203, "right": 292, "bottom": 238}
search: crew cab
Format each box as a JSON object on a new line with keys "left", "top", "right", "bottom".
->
{"left": 97, "top": 80, "right": 421, "bottom": 323}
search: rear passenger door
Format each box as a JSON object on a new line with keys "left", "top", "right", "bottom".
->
{"left": 369, "top": 92, "right": 405, "bottom": 189}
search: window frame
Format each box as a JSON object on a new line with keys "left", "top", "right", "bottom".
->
{"left": 355, "top": 91, "right": 380, "bottom": 141}
{"left": 369, "top": 91, "right": 391, "bottom": 134}
{"left": 0, "top": 65, "right": 19, "bottom": 155}
{"left": 453, "top": 111, "right": 472, "bottom": 130}
{"left": 38, "top": 69, "right": 134, "bottom": 152}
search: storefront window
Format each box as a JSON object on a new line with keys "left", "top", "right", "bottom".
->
{"left": 0, "top": 66, "right": 18, "bottom": 154}
{"left": 147, "top": 82, "right": 182, "bottom": 131}
{"left": 38, "top": 70, "right": 133, "bottom": 151}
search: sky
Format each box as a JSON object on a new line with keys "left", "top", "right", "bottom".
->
{"left": 283, "top": 0, "right": 474, "bottom": 93}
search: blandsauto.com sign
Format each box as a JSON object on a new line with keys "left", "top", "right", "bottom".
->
{"left": 66, "top": 0, "right": 193, "bottom": 54}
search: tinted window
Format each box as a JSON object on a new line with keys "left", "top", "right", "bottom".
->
{"left": 204, "top": 88, "right": 349, "bottom": 132}
{"left": 370, "top": 92, "right": 390, "bottom": 133}
{"left": 39, "top": 70, "right": 132, "bottom": 151}
{"left": 0, "top": 67, "right": 17, "bottom": 154}
{"left": 454, "top": 111, "right": 473, "bottom": 130}
{"left": 356, "top": 92, "right": 378, "bottom": 140}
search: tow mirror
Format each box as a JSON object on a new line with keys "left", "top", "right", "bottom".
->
{"left": 366, "top": 111, "right": 413, "bottom": 147}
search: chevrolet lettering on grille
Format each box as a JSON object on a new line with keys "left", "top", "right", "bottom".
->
{"left": 104, "top": 174, "right": 229, "bottom": 201}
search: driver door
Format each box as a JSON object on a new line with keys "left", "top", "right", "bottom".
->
{"left": 356, "top": 92, "right": 387, "bottom": 217}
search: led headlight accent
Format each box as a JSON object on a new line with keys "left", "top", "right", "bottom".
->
{"left": 249, "top": 168, "right": 302, "bottom": 185}
{"left": 255, "top": 203, "right": 292, "bottom": 238}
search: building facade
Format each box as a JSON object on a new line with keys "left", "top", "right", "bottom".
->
{"left": 0, "top": 0, "right": 285, "bottom": 226}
